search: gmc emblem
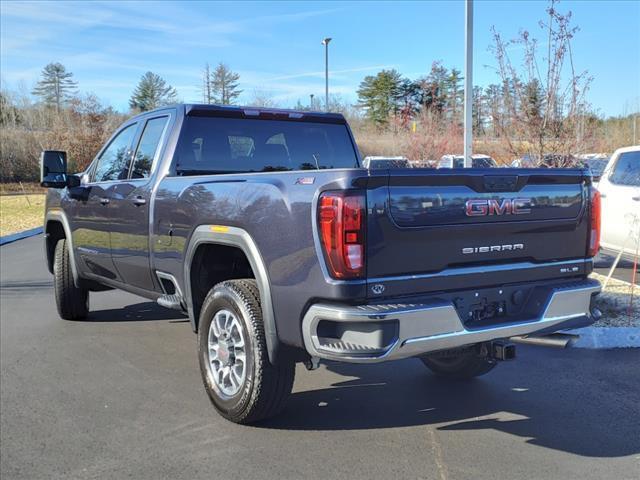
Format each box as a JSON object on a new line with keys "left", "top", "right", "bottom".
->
{"left": 465, "top": 198, "right": 532, "bottom": 216}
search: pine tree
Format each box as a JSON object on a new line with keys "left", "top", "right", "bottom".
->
{"left": 417, "top": 62, "right": 449, "bottom": 114}
{"left": 129, "top": 72, "right": 178, "bottom": 112}
{"left": 398, "top": 79, "right": 421, "bottom": 126}
{"left": 524, "top": 78, "right": 544, "bottom": 119}
{"left": 210, "top": 63, "right": 242, "bottom": 105}
{"left": 32, "top": 62, "right": 78, "bottom": 113}
{"left": 446, "top": 68, "right": 464, "bottom": 120}
{"left": 356, "top": 69, "right": 404, "bottom": 126}
{"left": 472, "top": 85, "right": 486, "bottom": 134}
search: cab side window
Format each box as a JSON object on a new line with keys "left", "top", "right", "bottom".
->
{"left": 93, "top": 124, "right": 137, "bottom": 182}
{"left": 131, "top": 116, "right": 169, "bottom": 179}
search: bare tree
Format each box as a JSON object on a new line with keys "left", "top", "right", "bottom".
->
{"left": 489, "top": 0, "right": 593, "bottom": 166}
{"left": 199, "top": 63, "right": 213, "bottom": 104}
{"left": 247, "top": 89, "right": 279, "bottom": 108}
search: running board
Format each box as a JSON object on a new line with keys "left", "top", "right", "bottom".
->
{"left": 157, "top": 294, "right": 184, "bottom": 311}
{"left": 155, "top": 271, "right": 185, "bottom": 312}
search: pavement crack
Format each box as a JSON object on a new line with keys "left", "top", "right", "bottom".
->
{"left": 428, "top": 428, "right": 449, "bottom": 480}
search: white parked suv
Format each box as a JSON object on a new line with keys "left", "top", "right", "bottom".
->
{"left": 597, "top": 145, "right": 640, "bottom": 261}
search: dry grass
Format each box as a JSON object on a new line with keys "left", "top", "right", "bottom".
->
{"left": 0, "top": 194, "right": 45, "bottom": 236}
{"left": 0, "top": 182, "right": 45, "bottom": 195}
{"left": 352, "top": 112, "right": 464, "bottom": 162}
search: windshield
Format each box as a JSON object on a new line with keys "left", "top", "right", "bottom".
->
{"left": 174, "top": 116, "right": 359, "bottom": 175}
{"left": 583, "top": 158, "right": 608, "bottom": 176}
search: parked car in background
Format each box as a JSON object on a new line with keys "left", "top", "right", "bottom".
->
{"left": 414, "top": 159, "right": 438, "bottom": 168}
{"left": 511, "top": 154, "right": 578, "bottom": 168}
{"left": 597, "top": 145, "right": 640, "bottom": 261}
{"left": 511, "top": 155, "right": 538, "bottom": 168}
{"left": 438, "top": 154, "right": 497, "bottom": 168}
{"left": 362, "top": 156, "right": 411, "bottom": 169}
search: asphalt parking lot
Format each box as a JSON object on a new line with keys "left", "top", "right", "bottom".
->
{"left": 1, "top": 236, "right": 639, "bottom": 480}
{"left": 594, "top": 253, "right": 638, "bottom": 285}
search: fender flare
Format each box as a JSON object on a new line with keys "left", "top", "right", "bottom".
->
{"left": 183, "top": 225, "right": 280, "bottom": 363}
{"left": 45, "top": 210, "right": 80, "bottom": 286}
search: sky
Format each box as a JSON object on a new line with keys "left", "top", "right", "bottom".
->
{"left": 1, "top": 0, "right": 639, "bottom": 116}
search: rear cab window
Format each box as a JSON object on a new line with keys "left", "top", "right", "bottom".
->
{"left": 173, "top": 116, "right": 359, "bottom": 175}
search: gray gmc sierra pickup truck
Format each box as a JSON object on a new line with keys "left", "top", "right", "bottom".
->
{"left": 40, "top": 104, "right": 602, "bottom": 424}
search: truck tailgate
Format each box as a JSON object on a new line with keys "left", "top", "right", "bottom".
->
{"left": 366, "top": 168, "right": 591, "bottom": 296}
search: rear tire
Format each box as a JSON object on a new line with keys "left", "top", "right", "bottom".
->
{"left": 421, "top": 345, "right": 497, "bottom": 379}
{"left": 198, "top": 279, "right": 295, "bottom": 424}
{"left": 53, "top": 239, "right": 89, "bottom": 320}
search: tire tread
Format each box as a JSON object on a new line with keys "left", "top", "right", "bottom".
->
{"left": 53, "top": 239, "right": 89, "bottom": 320}
{"left": 199, "top": 279, "right": 294, "bottom": 424}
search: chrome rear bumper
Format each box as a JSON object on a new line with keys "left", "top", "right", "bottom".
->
{"left": 302, "top": 279, "right": 601, "bottom": 363}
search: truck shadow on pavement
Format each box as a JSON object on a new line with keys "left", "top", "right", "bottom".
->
{"left": 260, "top": 353, "right": 640, "bottom": 458}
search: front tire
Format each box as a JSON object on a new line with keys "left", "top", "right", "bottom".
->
{"left": 197, "top": 279, "right": 295, "bottom": 424}
{"left": 53, "top": 239, "right": 89, "bottom": 320}
{"left": 421, "top": 345, "right": 497, "bottom": 379}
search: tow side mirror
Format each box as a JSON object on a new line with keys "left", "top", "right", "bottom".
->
{"left": 40, "top": 150, "right": 68, "bottom": 188}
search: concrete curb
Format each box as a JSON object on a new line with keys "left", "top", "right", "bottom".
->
{"left": 0, "top": 227, "right": 43, "bottom": 246}
{"left": 566, "top": 327, "right": 640, "bottom": 349}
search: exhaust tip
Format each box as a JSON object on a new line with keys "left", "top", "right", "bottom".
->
{"left": 510, "top": 333, "right": 579, "bottom": 349}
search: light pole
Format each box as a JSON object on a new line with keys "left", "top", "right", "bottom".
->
{"left": 463, "top": 0, "right": 473, "bottom": 167}
{"left": 310, "top": 94, "right": 314, "bottom": 110}
{"left": 322, "top": 37, "right": 332, "bottom": 111}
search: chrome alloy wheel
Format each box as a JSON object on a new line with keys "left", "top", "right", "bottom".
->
{"left": 207, "top": 309, "right": 247, "bottom": 397}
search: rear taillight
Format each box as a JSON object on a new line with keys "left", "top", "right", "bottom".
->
{"left": 588, "top": 188, "right": 601, "bottom": 257}
{"left": 318, "top": 191, "right": 366, "bottom": 279}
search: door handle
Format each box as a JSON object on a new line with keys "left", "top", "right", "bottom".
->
{"left": 132, "top": 196, "right": 147, "bottom": 206}
{"left": 99, "top": 197, "right": 110, "bottom": 205}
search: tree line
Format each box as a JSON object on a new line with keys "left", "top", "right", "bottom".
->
{"left": 28, "top": 61, "right": 245, "bottom": 113}
{"left": 2, "top": 0, "right": 636, "bottom": 181}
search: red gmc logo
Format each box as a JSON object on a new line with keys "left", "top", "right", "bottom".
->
{"left": 465, "top": 198, "right": 532, "bottom": 216}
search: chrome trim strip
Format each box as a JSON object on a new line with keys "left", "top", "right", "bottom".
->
{"left": 368, "top": 259, "right": 588, "bottom": 284}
